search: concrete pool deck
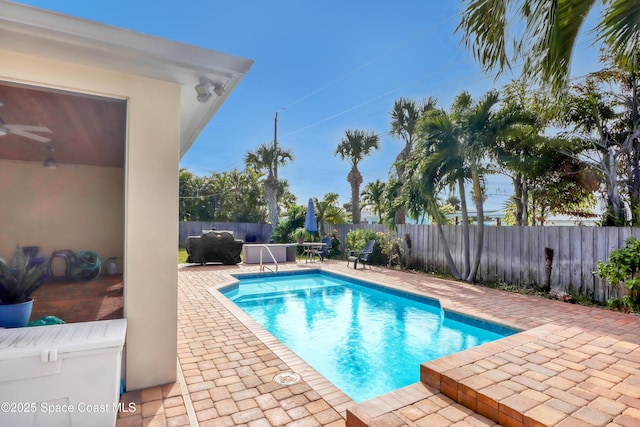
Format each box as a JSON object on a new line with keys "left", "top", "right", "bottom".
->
{"left": 117, "top": 262, "right": 640, "bottom": 426}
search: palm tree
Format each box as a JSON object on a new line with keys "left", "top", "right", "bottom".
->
{"left": 400, "top": 170, "right": 433, "bottom": 224}
{"left": 457, "top": 0, "right": 640, "bottom": 93}
{"left": 390, "top": 97, "right": 437, "bottom": 223}
{"left": 276, "top": 179, "right": 297, "bottom": 216}
{"left": 179, "top": 168, "right": 207, "bottom": 221}
{"left": 244, "top": 142, "right": 294, "bottom": 225}
{"left": 221, "top": 169, "right": 267, "bottom": 223}
{"left": 314, "top": 193, "right": 346, "bottom": 235}
{"left": 416, "top": 90, "right": 530, "bottom": 281}
{"left": 406, "top": 152, "right": 463, "bottom": 279}
{"left": 445, "top": 195, "right": 461, "bottom": 211}
{"left": 335, "top": 129, "right": 380, "bottom": 224}
{"left": 465, "top": 97, "right": 494, "bottom": 281}
{"left": 466, "top": 90, "right": 535, "bottom": 279}
{"left": 361, "top": 179, "right": 386, "bottom": 222}
{"left": 417, "top": 100, "right": 471, "bottom": 277}
{"left": 379, "top": 176, "right": 403, "bottom": 229}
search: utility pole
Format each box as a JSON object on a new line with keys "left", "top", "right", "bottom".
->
{"left": 273, "top": 111, "right": 279, "bottom": 179}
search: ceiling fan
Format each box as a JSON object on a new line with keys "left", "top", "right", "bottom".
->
{"left": 0, "top": 102, "right": 52, "bottom": 143}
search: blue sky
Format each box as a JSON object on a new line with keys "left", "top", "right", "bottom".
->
{"left": 18, "top": 0, "right": 603, "bottom": 214}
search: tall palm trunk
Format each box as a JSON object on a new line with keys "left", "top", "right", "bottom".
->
{"left": 264, "top": 175, "right": 279, "bottom": 226}
{"left": 522, "top": 180, "right": 529, "bottom": 226}
{"left": 394, "top": 143, "right": 411, "bottom": 224}
{"left": 466, "top": 166, "right": 484, "bottom": 282}
{"left": 428, "top": 198, "right": 461, "bottom": 280}
{"left": 513, "top": 174, "right": 524, "bottom": 226}
{"left": 630, "top": 141, "right": 640, "bottom": 224}
{"left": 348, "top": 167, "right": 363, "bottom": 224}
{"left": 457, "top": 177, "right": 470, "bottom": 278}
{"left": 272, "top": 113, "right": 281, "bottom": 225}
{"left": 604, "top": 148, "right": 623, "bottom": 223}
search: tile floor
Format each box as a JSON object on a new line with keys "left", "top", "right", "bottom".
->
{"left": 31, "top": 274, "right": 123, "bottom": 323}
{"left": 32, "top": 261, "right": 640, "bottom": 426}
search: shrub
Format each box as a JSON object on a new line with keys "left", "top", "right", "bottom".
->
{"left": 606, "top": 298, "right": 627, "bottom": 311}
{"left": 375, "top": 231, "right": 403, "bottom": 267}
{"left": 345, "top": 229, "right": 402, "bottom": 266}
{"left": 271, "top": 205, "right": 306, "bottom": 243}
{"left": 593, "top": 237, "right": 640, "bottom": 312}
{"left": 328, "top": 230, "right": 342, "bottom": 259}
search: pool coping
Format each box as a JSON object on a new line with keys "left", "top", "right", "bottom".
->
{"left": 207, "top": 266, "right": 532, "bottom": 421}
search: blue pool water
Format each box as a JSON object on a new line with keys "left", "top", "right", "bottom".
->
{"left": 222, "top": 271, "right": 516, "bottom": 402}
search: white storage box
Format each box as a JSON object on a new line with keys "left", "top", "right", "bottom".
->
{"left": 0, "top": 319, "right": 127, "bottom": 427}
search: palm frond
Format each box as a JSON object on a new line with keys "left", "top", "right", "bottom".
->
{"left": 524, "top": 0, "right": 596, "bottom": 93}
{"left": 459, "top": 0, "right": 601, "bottom": 94}
{"left": 457, "top": 0, "right": 510, "bottom": 74}
{"left": 597, "top": 0, "right": 640, "bottom": 72}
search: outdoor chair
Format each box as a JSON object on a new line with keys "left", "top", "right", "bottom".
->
{"left": 317, "top": 236, "right": 332, "bottom": 261}
{"left": 347, "top": 239, "right": 375, "bottom": 269}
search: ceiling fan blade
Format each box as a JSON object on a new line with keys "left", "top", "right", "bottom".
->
{"left": 5, "top": 125, "right": 53, "bottom": 143}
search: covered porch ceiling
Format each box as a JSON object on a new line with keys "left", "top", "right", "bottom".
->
{"left": 0, "top": 81, "right": 126, "bottom": 168}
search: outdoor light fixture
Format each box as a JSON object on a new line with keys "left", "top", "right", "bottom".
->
{"left": 43, "top": 145, "right": 59, "bottom": 169}
{"left": 195, "top": 78, "right": 224, "bottom": 102}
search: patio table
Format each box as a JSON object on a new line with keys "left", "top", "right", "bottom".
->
{"left": 298, "top": 242, "right": 326, "bottom": 263}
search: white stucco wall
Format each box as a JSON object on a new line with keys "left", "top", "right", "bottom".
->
{"left": 1, "top": 49, "right": 179, "bottom": 389}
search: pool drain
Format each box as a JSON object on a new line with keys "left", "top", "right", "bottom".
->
{"left": 273, "top": 372, "right": 301, "bottom": 385}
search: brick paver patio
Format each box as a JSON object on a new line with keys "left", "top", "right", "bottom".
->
{"left": 115, "top": 262, "right": 640, "bottom": 427}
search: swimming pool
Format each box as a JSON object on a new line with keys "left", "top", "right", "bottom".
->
{"left": 221, "top": 270, "right": 516, "bottom": 402}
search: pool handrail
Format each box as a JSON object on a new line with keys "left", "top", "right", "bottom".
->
{"left": 258, "top": 245, "right": 278, "bottom": 273}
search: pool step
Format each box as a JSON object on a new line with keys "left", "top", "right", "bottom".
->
{"left": 420, "top": 363, "right": 537, "bottom": 427}
{"left": 346, "top": 325, "right": 572, "bottom": 427}
{"left": 419, "top": 324, "right": 571, "bottom": 427}
{"left": 344, "top": 382, "right": 499, "bottom": 427}
{"left": 232, "top": 284, "right": 345, "bottom": 304}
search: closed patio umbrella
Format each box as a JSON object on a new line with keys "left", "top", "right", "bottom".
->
{"left": 305, "top": 198, "right": 318, "bottom": 236}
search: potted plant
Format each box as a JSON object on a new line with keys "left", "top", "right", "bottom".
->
{"left": 293, "top": 227, "right": 307, "bottom": 244}
{"left": 0, "top": 245, "right": 45, "bottom": 327}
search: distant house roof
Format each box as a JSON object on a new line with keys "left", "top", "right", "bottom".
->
{"left": 0, "top": 0, "right": 253, "bottom": 158}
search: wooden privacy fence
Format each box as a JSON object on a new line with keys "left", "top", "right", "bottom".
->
{"left": 332, "top": 223, "right": 640, "bottom": 304}
{"left": 180, "top": 221, "right": 639, "bottom": 304}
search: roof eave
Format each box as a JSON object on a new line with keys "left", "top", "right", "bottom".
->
{"left": 0, "top": 0, "right": 253, "bottom": 157}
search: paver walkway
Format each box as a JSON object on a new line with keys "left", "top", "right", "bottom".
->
{"left": 116, "top": 262, "right": 640, "bottom": 427}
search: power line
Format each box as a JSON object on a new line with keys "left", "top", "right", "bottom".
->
{"left": 279, "top": 59, "right": 469, "bottom": 140}
{"left": 280, "top": 14, "right": 456, "bottom": 112}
